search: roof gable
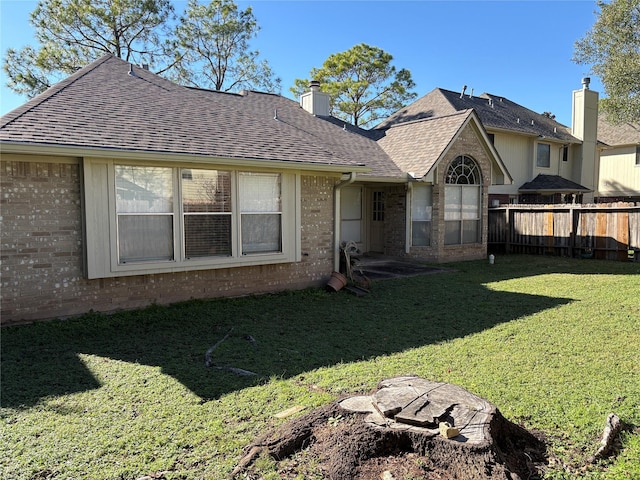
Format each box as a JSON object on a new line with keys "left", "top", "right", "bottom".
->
{"left": 376, "top": 109, "right": 511, "bottom": 183}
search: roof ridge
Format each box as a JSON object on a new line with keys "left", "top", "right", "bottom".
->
{"left": 385, "top": 108, "right": 472, "bottom": 129}
{"left": 1, "top": 54, "right": 114, "bottom": 128}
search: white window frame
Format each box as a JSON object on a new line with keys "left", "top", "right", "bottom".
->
{"left": 444, "top": 156, "right": 482, "bottom": 245}
{"left": 411, "top": 183, "right": 432, "bottom": 247}
{"left": 83, "top": 158, "right": 300, "bottom": 278}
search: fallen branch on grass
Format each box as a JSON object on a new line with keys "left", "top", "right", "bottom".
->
{"left": 204, "top": 328, "right": 257, "bottom": 376}
{"left": 588, "top": 413, "right": 623, "bottom": 463}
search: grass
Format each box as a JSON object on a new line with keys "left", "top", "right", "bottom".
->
{"left": 1, "top": 254, "right": 639, "bottom": 479}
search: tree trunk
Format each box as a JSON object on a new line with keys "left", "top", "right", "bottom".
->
{"left": 232, "top": 376, "right": 546, "bottom": 479}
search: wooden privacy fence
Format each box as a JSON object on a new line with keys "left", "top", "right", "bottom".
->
{"left": 488, "top": 203, "right": 640, "bottom": 261}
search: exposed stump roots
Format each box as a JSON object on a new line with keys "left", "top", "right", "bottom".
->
{"left": 233, "top": 376, "right": 547, "bottom": 479}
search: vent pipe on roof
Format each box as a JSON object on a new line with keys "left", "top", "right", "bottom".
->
{"left": 469, "top": 88, "right": 474, "bottom": 98}
{"left": 460, "top": 85, "right": 467, "bottom": 98}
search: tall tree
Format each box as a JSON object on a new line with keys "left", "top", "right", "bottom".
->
{"left": 171, "top": 0, "right": 280, "bottom": 93}
{"left": 573, "top": 0, "right": 640, "bottom": 123}
{"left": 3, "top": 0, "right": 176, "bottom": 98}
{"left": 291, "top": 43, "right": 417, "bottom": 127}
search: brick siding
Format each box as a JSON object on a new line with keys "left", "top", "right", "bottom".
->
{"left": 1, "top": 156, "right": 337, "bottom": 325}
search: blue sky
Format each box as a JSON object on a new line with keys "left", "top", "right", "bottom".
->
{"left": 1, "top": 0, "right": 603, "bottom": 126}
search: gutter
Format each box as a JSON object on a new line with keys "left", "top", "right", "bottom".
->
{"left": 333, "top": 172, "right": 357, "bottom": 272}
{"left": 0, "top": 141, "right": 370, "bottom": 175}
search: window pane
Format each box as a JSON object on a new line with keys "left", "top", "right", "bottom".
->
{"left": 239, "top": 173, "right": 281, "bottom": 212}
{"left": 462, "top": 186, "right": 480, "bottom": 220}
{"left": 462, "top": 220, "right": 480, "bottom": 244}
{"left": 242, "top": 214, "right": 281, "bottom": 254}
{"left": 184, "top": 215, "right": 231, "bottom": 257}
{"left": 118, "top": 215, "right": 173, "bottom": 263}
{"left": 444, "top": 221, "right": 461, "bottom": 245}
{"left": 445, "top": 186, "right": 461, "bottom": 220}
{"left": 372, "top": 191, "right": 385, "bottom": 221}
{"left": 342, "top": 219, "right": 361, "bottom": 243}
{"left": 341, "top": 187, "right": 362, "bottom": 220}
{"left": 537, "top": 143, "right": 550, "bottom": 168}
{"left": 182, "top": 169, "right": 231, "bottom": 213}
{"left": 412, "top": 221, "right": 431, "bottom": 246}
{"left": 412, "top": 185, "right": 432, "bottom": 221}
{"left": 116, "top": 166, "right": 173, "bottom": 213}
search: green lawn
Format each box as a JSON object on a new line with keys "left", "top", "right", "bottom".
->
{"left": 1, "top": 255, "right": 639, "bottom": 479}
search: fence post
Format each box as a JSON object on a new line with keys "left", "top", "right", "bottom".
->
{"left": 506, "top": 206, "right": 512, "bottom": 254}
{"left": 570, "top": 206, "right": 577, "bottom": 258}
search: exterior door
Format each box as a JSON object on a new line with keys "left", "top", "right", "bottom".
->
{"left": 370, "top": 190, "right": 385, "bottom": 252}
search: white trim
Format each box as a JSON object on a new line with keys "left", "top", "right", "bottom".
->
{"left": 1, "top": 141, "right": 370, "bottom": 175}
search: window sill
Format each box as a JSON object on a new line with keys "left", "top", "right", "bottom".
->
{"left": 89, "top": 253, "right": 296, "bottom": 279}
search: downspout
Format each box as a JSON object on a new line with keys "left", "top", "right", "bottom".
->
{"left": 405, "top": 182, "right": 413, "bottom": 254}
{"left": 334, "top": 172, "right": 357, "bottom": 272}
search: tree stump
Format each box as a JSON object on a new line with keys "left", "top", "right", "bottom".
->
{"left": 232, "top": 376, "right": 546, "bottom": 479}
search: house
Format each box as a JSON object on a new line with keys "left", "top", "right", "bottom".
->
{"left": 0, "top": 54, "right": 515, "bottom": 324}
{"left": 595, "top": 115, "right": 640, "bottom": 202}
{"left": 377, "top": 79, "right": 599, "bottom": 205}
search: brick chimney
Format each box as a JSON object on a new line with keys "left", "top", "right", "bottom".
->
{"left": 572, "top": 77, "right": 599, "bottom": 202}
{"left": 300, "top": 80, "right": 330, "bottom": 116}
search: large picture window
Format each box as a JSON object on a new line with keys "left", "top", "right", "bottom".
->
{"left": 83, "top": 159, "right": 299, "bottom": 278}
{"left": 411, "top": 184, "right": 432, "bottom": 246}
{"left": 444, "top": 156, "right": 481, "bottom": 245}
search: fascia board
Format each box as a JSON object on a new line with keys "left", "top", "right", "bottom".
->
{"left": 0, "top": 141, "right": 371, "bottom": 174}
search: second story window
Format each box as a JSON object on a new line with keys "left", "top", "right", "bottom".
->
{"left": 537, "top": 143, "right": 551, "bottom": 168}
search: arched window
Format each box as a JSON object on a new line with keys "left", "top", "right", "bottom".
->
{"left": 445, "top": 156, "right": 481, "bottom": 245}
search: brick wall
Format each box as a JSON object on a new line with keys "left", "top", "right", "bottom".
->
{"left": 383, "top": 185, "right": 407, "bottom": 257}
{"left": 1, "top": 155, "right": 337, "bottom": 325}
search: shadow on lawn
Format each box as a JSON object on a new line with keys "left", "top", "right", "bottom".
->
{"left": 2, "top": 256, "right": 637, "bottom": 408}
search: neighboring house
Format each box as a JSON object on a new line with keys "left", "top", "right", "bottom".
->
{"left": 377, "top": 79, "right": 599, "bottom": 205}
{"left": 596, "top": 115, "right": 640, "bottom": 202}
{"left": 0, "top": 54, "right": 511, "bottom": 323}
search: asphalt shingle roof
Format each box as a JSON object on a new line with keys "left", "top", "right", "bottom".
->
{"left": 597, "top": 115, "right": 640, "bottom": 146}
{"left": 1, "top": 54, "right": 401, "bottom": 176}
{"left": 376, "top": 110, "right": 475, "bottom": 178}
{"left": 519, "top": 174, "right": 590, "bottom": 192}
{"left": 375, "top": 87, "right": 579, "bottom": 144}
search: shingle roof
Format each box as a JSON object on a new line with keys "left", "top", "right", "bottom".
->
{"left": 597, "top": 115, "right": 640, "bottom": 146}
{"left": 376, "top": 88, "right": 578, "bottom": 144}
{"left": 376, "top": 110, "right": 475, "bottom": 178}
{"left": 0, "top": 54, "right": 400, "bottom": 175}
{"left": 519, "top": 174, "right": 590, "bottom": 192}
